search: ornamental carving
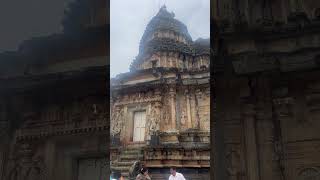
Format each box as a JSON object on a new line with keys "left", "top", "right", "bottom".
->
{"left": 148, "top": 102, "right": 161, "bottom": 134}
{"left": 110, "top": 106, "right": 124, "bottom": 135}
{"left": 180, "top": 109, "right": 187, "bottom": 125}
{"left": 298, "top": 168, "right": 320, "bottom": 180}
{"left": 162, "top": 105, "right": 170, "bottom": 125}
{"left": 6, "top": 143, "right": 47, "bottom": 180}
{"left": 114, "top": 92, "right": 161, "bottom": 106}
{"left": 225, "top": 145, "right": 241, "bottom": 180}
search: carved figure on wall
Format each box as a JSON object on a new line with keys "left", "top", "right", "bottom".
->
{"left": 8, "top": 160, "right": 46, "bottom": 180}
{"left": 226, "top": 146, "right": 241, "bottom": 180}
{"left": 111, "top": 106, "right": 124, "bottom": 135}
{"left": 6, "top": 143, "right": 47, "bottom": 180}
{"left": 161, "top": 105, "right": 170, "bottom": 125}
{"left": 180, "top": 109, "right": 187, "bottom": 125}
{"left": 7, "top": 161, "right": 21, "bottom": 180}
{"left": 92, "top": 104, "right": 97, "bottom": 114}
{"left": 149, "top": 103, "right": 161, "bottom": 134}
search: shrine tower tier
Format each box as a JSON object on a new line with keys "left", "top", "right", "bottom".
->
{"left": 130, "top": 5, "right": 210, "bottom": 71}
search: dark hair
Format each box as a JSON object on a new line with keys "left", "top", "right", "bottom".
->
{"left": 170, "top": 167, "right": 176, "bottom": 171}
{"left": 140, "top": 167, "right": 148, "bottom": 174}
{"left": 111, "top": 171, "right": 121, "bottom": 178}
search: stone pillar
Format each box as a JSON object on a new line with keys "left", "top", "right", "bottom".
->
{"left": 243, "top": 103, "right": 260, "bottom": 180}
{"left": 0, "top": 134, "right": 8, "bottom": 180}
{"left": 0, "top": 146, "right": 6, "bottom": 180}
{"left": 169, "top": 87, "right": 176, "bottom": 130}
{"left": 213, "top": 78, "right": 228, "bottom": 180}
{"left": 0, "top": 101, "right": 8, "bottom": 180}
{"left": 185, "top": 89, "right": 192, "bottom": 129}
{"left": 186, "top": 56, "right": 190, "bottom": 69}
{"left": 164, "top": 53, "right": 169, "bottom": 67}
{"left": 158, "top": 52, "right": 162, "bottom": 67}
{"left": 195, "top": 88, "right": 202, "bottom": 129}
{"left": 256, "top": 77, "right": 282, "bottom": 180}
{"left": 169, "top": 53, "right": 173, "bottom": 67}
{"left": 44, "top": 140, "right": 56, "bottom": 180}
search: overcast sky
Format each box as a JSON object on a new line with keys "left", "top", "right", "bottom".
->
{"left": 110, "top": 0, "right": 210, "bottom": 77}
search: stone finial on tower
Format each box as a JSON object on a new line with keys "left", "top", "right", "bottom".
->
{"left": 161, "top": 4, "right": 166, "bottom": 10}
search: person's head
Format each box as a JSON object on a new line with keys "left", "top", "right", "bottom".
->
{"left": 170, "top": 167, "right": 177, "bottom": 176}
{"left": 140, "top": 167, "right": 148, "bottom": 176}
{"left": 110, "top": 171, "right": 120, "bottom": 179}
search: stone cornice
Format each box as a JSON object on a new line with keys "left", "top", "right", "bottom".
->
{"left": 14, "top": 124, "right": 108, "bottom": 141}
{"left": 0, "top": 65, "right": 107, "bottom": 93}
{"left": 111, "top": 68, "right": 209, "bottom": 86}
{"left": 228, "top": 50, "right": 320, "bottom": 75}
{"left": 218, "top": 20, "right": 320, "bottom": 41}
{"left": 114, "top": 96, "right": 162, "bottom": 106}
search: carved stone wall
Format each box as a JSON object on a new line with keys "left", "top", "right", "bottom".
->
{"left": 0, "top": 83, "right": 108, "bottom": 180}
{"left": 213, "top": 74, "right": 320, "bottom": 180}
{"left": 111, "top": 84, "right": 210, "bottom": 145}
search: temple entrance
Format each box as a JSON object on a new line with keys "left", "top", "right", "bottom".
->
{"left": 133, "top": 111, "right": 146, "bottom": 142}
{"left": 77, "top": 157, "right": 108, "bottom": 180}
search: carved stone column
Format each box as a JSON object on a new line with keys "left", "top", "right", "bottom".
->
{"left": 0, "top": 130, "right": 8, "bottom": 180}
{"left": 169, "top": 53, "right": 173, "bottom": 67}
{"left": 44, "top": 140, "right": 55, "bottom": 180}
{"left": 169, "top": 87, "right": 176, "bottom": 130}
{"left": 195, "top": 88, "right": 202, "bottom": 129}
{"left": 0, "top": 101, "right": 9, "bottom": 180}
{"left": 185, "top": 89, "right": 192, "bottom": 129}
{"left": 164, "top": 52, "right": 168, "bottom": 68}
{"left": 242, "top": 102, "right": 260, "bottom": 180}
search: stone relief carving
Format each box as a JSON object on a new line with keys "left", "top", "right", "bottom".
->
{"left": 6, "top": 143, "right": 47, "bottom": 180}
{"left": 111, "top": 106, "right": 124, "bottom": 135}
{"left": 298, "top": 168, "right": 320, "bottom": 180}
{"left": 180, "top": 109, "right": 187, "bottom": 125}
{"left": 225, "top": 145, "right": 241, "bottom": 180}
{"left": 162, "top": 106, "right": 170, "bottom": 125}
{"left": 148, "top": 102, "right": 161, "bottom": 134}
{"left": 115, "top": 91, "right": 161, "bottom": 106}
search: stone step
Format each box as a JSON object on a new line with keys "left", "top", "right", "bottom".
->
{"left": 121, "top": 150, "right": 142, "bottom": 155}
{"left": 121, "top": 172, "right": 129, "bottom": 177}
{"left": 114, "top": 161, "right": 136, "bottom": 166}
{"left": 120, "top": 154, "right": 144, "bottom": 161}
{"left": 110, "top": 166, "right": 131, "bottom": 172}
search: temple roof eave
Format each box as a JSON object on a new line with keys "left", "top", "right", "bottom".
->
{"left": 111, "top": 70, "right": 210, "bottom": 93}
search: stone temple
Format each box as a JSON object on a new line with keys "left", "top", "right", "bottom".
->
{"left": 110, "top": 5, "right": 210, "bottom": 180}
{"left": 213, "top": 0, "right": 320, "bottom": 180}
{"left": 0, "top": 0, "right": 108, "bottom": 180}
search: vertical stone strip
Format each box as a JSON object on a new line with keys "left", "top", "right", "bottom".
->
{"left": 169, "top": 53, "right": 173, "bottom": 67}
{"left": 165, "top": 52, "right": 168, "bottom": 68}
{"left": 0, "top": 101, "right": 8, "bottom": 180}
{"left": 169, "top": 87, "right": 176, "bottom": 130}
{"left": 185, "top": 89, "right": 192, "bottom": 129}
{"left": 45, "top": 140, "right": 56, "bottom": 180}
{"left": 243, "top": 103, "right": 260, "bottom": 180}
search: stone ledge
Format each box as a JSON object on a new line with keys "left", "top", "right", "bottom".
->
{"left": 15, "top": 125, "right": 108, "bottom": 140}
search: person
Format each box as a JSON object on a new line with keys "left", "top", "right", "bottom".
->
{"left": 136, "top": 167, "right": 151, "bottom": 180}
{"left": 168, "top": 167, "right": 185, "bottom": 180}
{"left": 110, "top": 171, "right": 120, "bottom": 180}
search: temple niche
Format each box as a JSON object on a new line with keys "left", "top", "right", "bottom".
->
{"left": 110, "top": 5, "right": 210, "bottom": 179}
